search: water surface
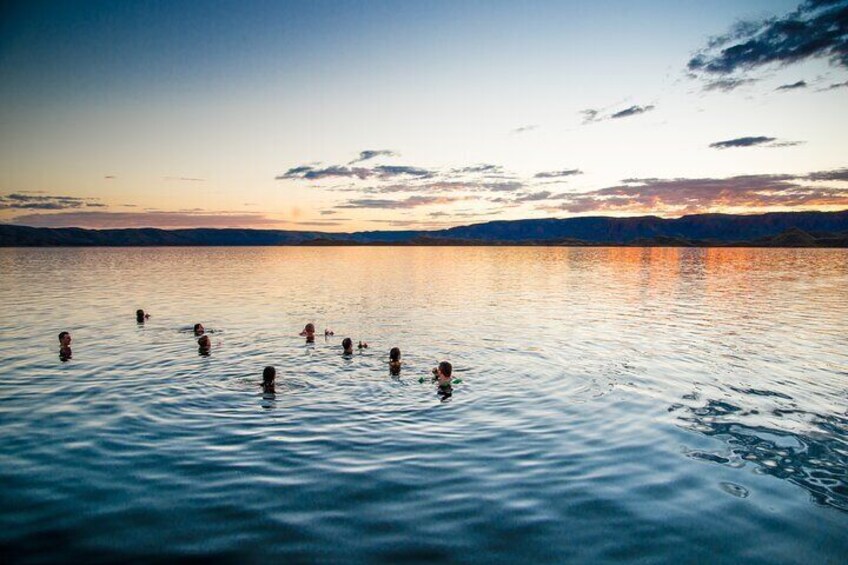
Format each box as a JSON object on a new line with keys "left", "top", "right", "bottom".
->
{"left": 0, "top": 247, "right": 846, "bottom": 563}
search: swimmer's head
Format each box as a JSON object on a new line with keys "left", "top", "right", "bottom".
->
{"left": 438, "top": 361, "right": 452, "bottom": 378}
{"left": 342, "top": 337, "right": 353, "bottom": 353}
{"left": 304, "top": 323, "right": 315, "bottom": 334}
{"left": 263, "top": 366, "right": 276, "bottom": 385}
{"left": 58, "top": 331, "right": 71, "bottom": 346}
{"left": 136, "top": 309, "right": 145, "bottom": 320}
{"left": 197, "top": 335, "right": 211, "bottom": 349}
{"left": 193, "top": 323, "right": 205, "bottom": 335}
{"left": 389, "top": 347, "right": 401, "bottom": 362}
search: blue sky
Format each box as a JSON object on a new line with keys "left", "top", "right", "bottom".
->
{"left": 1, "top": 0, "right": 846, "bottom": 230}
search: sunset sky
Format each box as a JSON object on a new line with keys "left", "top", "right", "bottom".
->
{"left": 1, "top": 0, "right": 846, "bottom": 231}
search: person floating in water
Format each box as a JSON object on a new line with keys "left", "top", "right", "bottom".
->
{"left": 300, "top": 323, "right": 316, "bottom": 343}
{"left": 389, "top": 347, "right": 402, "bottom": 375}
{"left": 324, "top": 328, "right": 334, "bottom": 337}
{"left": 358, "top": 340, "right": 368, "bottom": 350}
{"left": 58, "top": 331, "right": 72, "bottom": 361}
{"left": 197, "top": 334, "right": 211, "bottom": 354}
{"left": 262, "top": 366, "right": 276, "bottom": 394}
{"left": 136, "top": 309, "right": 150, "bottom": 323}
{"left": 433, "top": 361, "right": 453, "bottom": 400}
{"left": 342, "top": 337, "right": 354, "bottom": 356}
{"left": 193, "top": 323, "right": 205, "bottom": 336}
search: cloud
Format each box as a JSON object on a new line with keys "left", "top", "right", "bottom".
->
{"left": 277, "top": 164, "right": 432, "bottom": 181}
{"left": 821, "top": 79, "right": 848, "bottom": 90}
{"left": 581, "top": 104, "right": 655, "bottom": 123}
{"left": 163, "top": 176, "right": 206, "bottom": 182}
{"left": 336, "top": 195, "right": 468, "bottom": 210}
{"left": 451, "top": 164, "right": 502, "bottom": 174}
{"left": 709, "top": 136, "right": 804, "bottom": 149}
{"left": 0, "top": 193, "right": 102, "bottom": 210}
{"left": 348, "top": 149, "right": 398, "bottom": 164}
{"left": 610, "top": 105, "right": 655, "bottom": 119}
{"left": 104, "top": 175, "right": 116, "bottom": 180}
{"left": 688, "top": 1, "right": 848, "bottom": 78}
{"left": 703, "top": 77, "right": 758, "bottom": 92}
{"left": 515, "top": 191, "right": 554, "bottom": 202}
{"left": 319, "top": 210, "right": 339, "bottom": 215}
{"left": 342, "top": 179, "right": 525, "bottom": 195}
{"left": 534, "top": 169, "right": 582, "bottom": 179}
{"left": 776, "top": 80, "right": 808, "bottom": 90}
{"left": 9, "top": 211, "right": 284, "bottom": 229}
{"left": 511, "top": 124, "right": 539, "bottom": 134}
{"left": 537, "top": 170, "right": 848, "bottom": 215}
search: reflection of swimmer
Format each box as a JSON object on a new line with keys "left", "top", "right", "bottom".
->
{"left": 300, "top": 323, "right": 315, "bottom": 343}
{"left": 193, "top": 323, "right": 205, "bottom": 336}
{"left": 197, "top": 334, "right": 211, "bottom": 355}
{"left": 262, "top": 366, "right": 276, "bottom": 394}
{"left": 389, "top": 347, "right": 402, "bottom": 375}
{"left": 342, "top": 337, "right": 353, "bottom": 356}
{"left": 136, "top": 309, "right": 150, "bottom": 323}
{"left": 58, "top": 331, "right": 72, "bottom": 361}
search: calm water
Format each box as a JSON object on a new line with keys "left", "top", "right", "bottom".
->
{"left": 1, "top": 247, "right": 847, "bottom": 563}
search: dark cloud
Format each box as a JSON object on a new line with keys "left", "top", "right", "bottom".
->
{"left": 805, "top": 167, "right": 848, "bottom": 181}
{"left": 822, "top": 79, "right": 848, "bottom": 89}
{"left": 511, "top": 124, "right": 539, "bottom": 134}
{"left": 776, "top": 80, "right": 808, "bottom": 90}
{"left": 688, "top": 1, "right": 848, "bottom": 78}
{"left": 581, "top": 105, "right": 655, "bottom": 123}
{"left": 0, "top": 193, "right": 101, "bottom": 211}
{"left": 336, "top": 195, "right": 468, "bottom": 210}
{"left": 104, "top": 175, "right": 116, "bottom": 180}
{"left": 451, "top": 164, "right": 502, "bottom": 174}
{"left": 536, "top": 171, "right": 848, "bottom": 215}
{"left": 515, "top": 191, "right": 554, "bottom": 202}
{"left": 277, "top": 164, "right": 432, "bottom": 181}
{"left": 348, "top": 149, "right": 398, "bottom": 164}
{"left": 10, "top": 211, "right": 282, "bottom": 229}
{"left": 345, "top": 179, "right": 524, "bottom": 195}
{"left": 319, "top": 210, "right": 339, "bottom": 216}
{"left": 610, "top": 105, "right": 655, "bottom": 119}
{"left": 534, "top": 169, "right": 582, "bottom": 179}
{"left": 709, "top": 136, "right": 804, "bottom": 149}
{"left": 703, "top": 77, "right": 757, "bottom": 92}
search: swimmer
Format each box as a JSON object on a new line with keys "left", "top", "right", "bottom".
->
{"left": 197, "top": 334, "right": 211, "bottom": 353}
{"left": 300, "top": 323, "right": 316, "bottom": 343}
{"left": 136, "top": 309, "right": 150, "bottom": 323}
{"left": 342, "top": 337, "right": 354, "bottom": 355}
{"left": 325, "top": 328, "right": 334, "bottom": 336}
{"left": 58, "top": 331, "right": 72, "bottom": 361}
{"left": 358, "top": 341, "right": 368, "bottom": 350}
{"left": 389, "top": 347, "right": 402, "bottom": 374}
{"left": 193, "top": 323, "right": 205, "bottom": 336}
{"left": 262, "top": 366, "right": 276, "bottom": 394}
{"left": 433, "top": 361, "right": 453, "bottom": 400}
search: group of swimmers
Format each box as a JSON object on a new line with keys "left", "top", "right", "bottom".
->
{"left": 58, "top": 312, "right": 458, "bottom": 399}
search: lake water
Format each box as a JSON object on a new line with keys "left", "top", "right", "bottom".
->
{"left": 0, "top": 247, "right": 846, "bottom": 563}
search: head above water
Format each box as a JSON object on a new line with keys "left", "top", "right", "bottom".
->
{"left": 389, "top": 347, "right": 401, "bottom": 362}
{"left": 342, "top": 337, "right": 353, "bottom": 352}
{"left": 193, "top": 323, "right": 204, "bottom": 335}
{"left": 58, "top": 331, "right": 71, "bottom": 346}
{"left": 197, "top": 335, "right": 211, "bottom": 348}
{"left": 136, "top": 309, "right": 145, "bottom": 319}
{"left": 263, "top": 366, "right": 276, "bottom": 384}
{"left": 304, "top": 323, "right": 315, "bottom": 334}
{"left": 438, "top": 361, "right": 453, "bottom": 378}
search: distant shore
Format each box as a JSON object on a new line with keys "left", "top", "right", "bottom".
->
{"left": 2, "top": 210, "right": 847, "bottom": 248}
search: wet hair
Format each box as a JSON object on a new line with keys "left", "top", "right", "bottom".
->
{"left": 438, "top": 361, "right": 453, "bottom": 378}
{"left": 58, "top": 331, "right": 69, "bottom": 342}
{"left": 193, "top": 323, "right": 204, "bottom": 334}
{"left": 389, "top": 347, "right": 401, "bottom": 362}
{"left": 304, "top": 323, "right": 315, "bottom": 333}
{"left": 136, "top": 309, "right": 145, "bottom": 322}
{"left": 197, "top": 335, "right": 211, "bottom": 348}
{"left": 263, "top": 366, "right": 276, "bottom": 384}
{"left": 342, "top": 337, "right": 353, "bottom": 351}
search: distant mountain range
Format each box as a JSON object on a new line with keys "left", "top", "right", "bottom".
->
{"left": 2, "top": 210, "right": 848, "bottom": 247}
